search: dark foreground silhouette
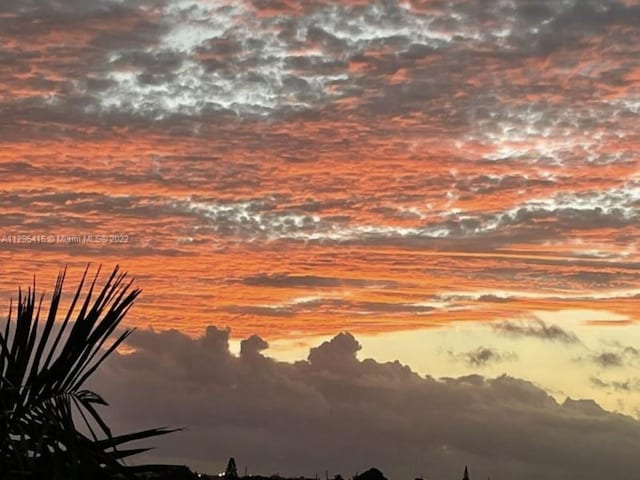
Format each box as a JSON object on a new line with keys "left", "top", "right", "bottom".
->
{"left": 0, "top": 266, "right": 174, "bottom": 480}
{"left": 179, "top": 462, "right": 475, "bottom": 480}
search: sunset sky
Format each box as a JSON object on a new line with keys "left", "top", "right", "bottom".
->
{"left": 1, "top": 0, "right": 640, "bottom": 478}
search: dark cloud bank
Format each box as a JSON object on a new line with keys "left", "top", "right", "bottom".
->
{"left": 92, "top": 326, "right": 640, "bottom": 480}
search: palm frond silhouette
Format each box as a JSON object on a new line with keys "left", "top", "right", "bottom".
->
{"left": 0, "top": 265, "right": 175, "bottom": 479}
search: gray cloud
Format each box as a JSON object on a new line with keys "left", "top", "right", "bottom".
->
{"left": 590, "top": 377, "right": 640, "bottom": 393}
{"left": 592, "top": 352, "right": 624, "bottom": 368}
{"left": 220, "top": 298, "right": 435, "bottom": 319}
{"left": 450, "top": 347, "right": 518, "bottom": 368}
{"left": 241, "top": 274, "right": 400, "bottom": 290}
{"left": 90, "top": 326, "right": 640, "bottom": 480}
{"left": 170, "top": 183, "right": 640, "bottom": 246}
{"left": 0, "top": 0, "right": 637, "bottom": 187}
{"left": 492, "top": 319, "right": 580, "bottom": 344}
{"left": 5, "top": 0, "right": 635, "bottom": 122}
{"left": 587, "top": 344, "right": 640, "bottom": 369}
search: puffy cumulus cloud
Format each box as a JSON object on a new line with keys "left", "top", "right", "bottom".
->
{"left": 91, "top": 326, "right": 640, "bottom": 480}
{"left": 493, "top": 319, "right": 581, "bottom": 344}
{"left": 307, "top": 332, "right": 361, "bottom": 372}
{"left": 240, "top": 334, "right": 269, "bottom": 357}
{"left": 449, "top": 346, "right": 518, "bottom": 367}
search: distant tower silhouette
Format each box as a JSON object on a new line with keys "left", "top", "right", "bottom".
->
{"left": 225, "top": 457, "right": 239, "bottom": 480}
{"left": 462, "top": 465, "right": 470, "bottom": 480}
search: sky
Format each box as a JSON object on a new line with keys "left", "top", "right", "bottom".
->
{"left": 1, "top": 0, "right": 640, "bottom": 478}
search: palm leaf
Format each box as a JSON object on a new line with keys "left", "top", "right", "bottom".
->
{"left": 0, "top": 265, "right": 177, "bottom": 479}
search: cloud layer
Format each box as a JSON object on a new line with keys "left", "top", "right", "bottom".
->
{"left": 92, "top": 326, "right": 640, "bottom": 480}
{"left": 1, "top": 0, "right": 638, "bottom": 336}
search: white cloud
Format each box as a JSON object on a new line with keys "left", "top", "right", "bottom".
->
{"left": 91, "top": 0, "right": 584, "bottom": 117}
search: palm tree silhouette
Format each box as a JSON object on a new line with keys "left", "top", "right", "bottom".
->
{"left": 0, "top": 265, "right": 174, "bottom": 479}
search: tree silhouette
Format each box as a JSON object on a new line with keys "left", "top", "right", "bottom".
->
{"left": 0, "top": 265, "right": 175, "bottom": 479}
{"left": 462, "top": 465, "right": 470, "bottom": 480}
{"left": 354, "top": 468, "right": 387, "bottom": 480}
{"left": 225, "top": 457, "right": 239, "bottom": 479}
